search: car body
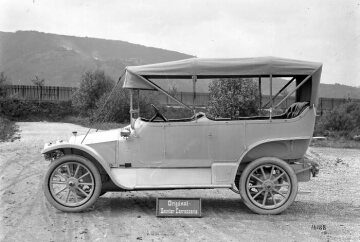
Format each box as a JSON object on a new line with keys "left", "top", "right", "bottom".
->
{"left": 42, "top": 57, "right": 322, "bottom": 214}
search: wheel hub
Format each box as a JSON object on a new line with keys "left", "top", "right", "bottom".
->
{"left": 67, "top": 178, "right": 78, "bottom": 188}
{"left": 263, "top": 180, "right": 274, "bottom": 191}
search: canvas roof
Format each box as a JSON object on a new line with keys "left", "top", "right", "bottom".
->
{"left": 123, "top": 57, "right": 322, "bottom": 90}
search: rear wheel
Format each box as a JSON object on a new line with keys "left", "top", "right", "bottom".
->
{"left": 43, "top": 155, "right": 102, "bottom": 212}
{"left": 239, "top": 157, "right": 298, "bottom": 214}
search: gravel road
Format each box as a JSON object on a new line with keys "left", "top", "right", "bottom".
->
{"left": 1, "top": 122, "right": 359, "bottom": 242}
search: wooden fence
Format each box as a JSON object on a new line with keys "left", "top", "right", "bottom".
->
{"left": 2, "top": 85, "right": 77, "bottom": 101}
{"left": 317, "top": 97, "right": 360, "bottom": 115}
{"left": 1, "top": 85, "right": 359, "bottom": 115}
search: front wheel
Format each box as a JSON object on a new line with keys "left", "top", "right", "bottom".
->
{"left": 43, "top": 155, "right": 102, "bottom": 212}
{"left": 239, "top": 157, "right": 298, "bottom": 214}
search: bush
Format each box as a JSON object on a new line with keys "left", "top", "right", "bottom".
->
{"left": 0, "top": 98, "right": 75, "bottom": 121}
{"left": 207, "top": 78, "right": 259, "bottom": 118}
{"left": 315, "top": 101, "right": 360, "bottom": 139}
{"left": 0, "top": 116, "right": 19, "bottom": 142}
{"left": 72, "top": 70, "right": 115, "bottom": 116}
{"left": 94, "top": 85, "right": 130, "bottom": 123}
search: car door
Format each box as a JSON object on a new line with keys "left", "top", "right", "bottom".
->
{"left": 208, "top": 121, "right": 246, "bottom": 162}
{"left": 163, "top": 121, "right": 211, "bottom": 168}
{"left": 117, "top": 122, "right": 165, "bottom": 167}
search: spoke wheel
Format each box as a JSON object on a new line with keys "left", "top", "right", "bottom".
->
{"left": 44, "top": 155, "right": 102, "bottom": 212}
{"left": 239, "top": 157, "right": 298, "bottom": 214}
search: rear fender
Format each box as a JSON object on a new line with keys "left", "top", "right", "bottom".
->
{"left": 233, "top": 137, "right": 311, "bottom": 181}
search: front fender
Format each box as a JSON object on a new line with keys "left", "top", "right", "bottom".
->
{"left": 42, "top": 143, "right": 128, "bottom": 190}
{"left": 42, "top": 142, "right": 108, "bottom": 167}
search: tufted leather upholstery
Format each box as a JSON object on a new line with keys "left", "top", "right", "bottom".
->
{"left": 284, "top": 102, "right": 310, "bottom": 119}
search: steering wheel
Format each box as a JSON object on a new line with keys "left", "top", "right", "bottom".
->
{"left": 149, "top": 104, "right": 168, "bottom": 122}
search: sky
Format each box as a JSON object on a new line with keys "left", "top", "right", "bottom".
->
{"left": 0, "top": 0, "right": 359, "bottom": 86}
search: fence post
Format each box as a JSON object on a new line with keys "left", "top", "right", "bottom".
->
{"left": 320, "top": 98, "right": 323, "bottom": 116}
{"left": 258, "top": 77, "right": 262, "bottom": 108}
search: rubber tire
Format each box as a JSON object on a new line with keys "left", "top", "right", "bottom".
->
{"left": 239, "top": 157, "right": 298, "bottom": 215}
{"left": 43, "top": 155, "right": 102, "bottom": 212}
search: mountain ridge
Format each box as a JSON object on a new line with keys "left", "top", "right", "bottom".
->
{"left": 1, "top": 31, "right": 359, "bottom": 99}
{"left": 0, "top": 30, "right": 193, "bottom": 87}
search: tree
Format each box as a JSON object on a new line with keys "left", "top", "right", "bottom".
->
{"left": 0, "top": 72, "right": 8, "bottom": 85}
{"left": 207, "top": 78, "right": 260, "bottom": 118}
{"left": 168, "top": 85, "right": 178, "bottom": 97}
{"left": 0, "top": 72, "right": 9, "bottom": 98}
{"left": 72, "top": 70, "right": 115, "bottom": 116}
{"left": 94, "top": 85, "right": 129, "bottom": 123}
{"left": 31, "top": 75, "right": 45, "bottom": 87}
{"left": 31, "top": 75, "right": 45, "bottom": 104}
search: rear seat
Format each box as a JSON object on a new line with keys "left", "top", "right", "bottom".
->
{"left": 280, "top": 102, "right": 310, "bottom": 119}
{"left": 235, "top": 102, "right": 310, "bottom": 120}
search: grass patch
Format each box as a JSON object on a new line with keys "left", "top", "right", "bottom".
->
{"left": 0, "top": 116, "right": 20, "bottom": 142}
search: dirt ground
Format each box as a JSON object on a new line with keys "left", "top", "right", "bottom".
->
{"left": 1, "top": 122, "right": 359, "bottom": 242}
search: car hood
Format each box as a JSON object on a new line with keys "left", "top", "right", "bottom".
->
{"left": 69, "top": 129, "right": 120, "bottom": 145}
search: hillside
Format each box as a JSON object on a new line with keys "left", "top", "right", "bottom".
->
{"left": 0, "top": 31, "right": 193, "bottom": 87}
{"left": 262, "top": 80, "right": 360, "bottom": 99}
{"left": 1, "top": 31, "right": 359, "bottom": 98}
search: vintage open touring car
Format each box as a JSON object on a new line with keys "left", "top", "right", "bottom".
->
{"left": 42, "top": 57, "right": 322, "bottom": 214}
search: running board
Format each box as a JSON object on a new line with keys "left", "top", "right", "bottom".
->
{"left": 133, "top": 184, "right": 232, "bottom": 190}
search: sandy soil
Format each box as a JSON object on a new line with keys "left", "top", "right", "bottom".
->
{"left": 1, "top": 122, "right": 359, "bottom": 242}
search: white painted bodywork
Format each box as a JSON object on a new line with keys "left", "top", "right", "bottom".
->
{"left": 114, "top": 107, "right": 314, "bottom": 189}
{"left": 44, "top": 106, "right": 316, "bottom": 190}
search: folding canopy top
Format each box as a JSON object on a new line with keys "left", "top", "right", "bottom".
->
{"left": 123, "top": 57, "right": 322, "bottom": 90}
